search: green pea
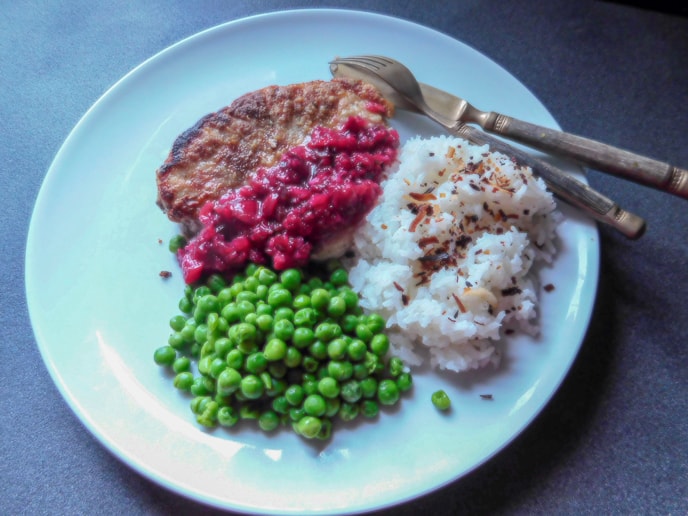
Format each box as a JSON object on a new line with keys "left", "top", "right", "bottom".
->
{"left": 272, "top": 396, "right": 289, "bottom": 415}
{"left": 217, "top": 287, "right": 234, "bottom": 306}
{"left": 370, "top": 333, "right": 390, "bottom": 357}
{"left": 355, "top": 323, "right": 373, "bottom": 343}
{"left": 432, "top": 390, "right": 451, "bottom": 411}
{"left": 360, "top": 399, "right": 379, "bottom": 419}
{"left": 236, "top": 300, "right": 256, "bottom": 319}
{"left": 168, "top": 234, "right": 187, "bottom": 253}
{"left": 327, "top": 338, "right": 348, "bottom": 360}
{"left": 294, "top": 308, "right": 318, "bottom": 328}
{"left": 226, "top": 348, "right": 244, "bottom": 369}
{"left": 214, "top": 337, "right": 233, "bottom": 357}
{"left": 236, "top": 290, "right": 259, "bottom": 305}
{"left": 296, "top": 416, "right": 322, "bottom": 439}
{"left": 366, "top": 313, "right": 386, "bottom": 333}
{"left": 339, "top": 288, "right": 359, "bottom": 310}
{"left": 273, "top": 306, "right": 294, "bottom": 322}
{"left": 217, "top": 368, "right": 241, "bottom": 396}
{"left": 377, "top": 379, "right": 400, "bottom": 406}
{"left": 360, "top": 377, "right": 378, "bottom": 399}
{"left": 325, "top": 397, "right": 341, "bottom": 417}
{"left": 280, "top": 268, "right": 302, "bottom": 291}
{"left": 289, "top": 407, "right": 306, "bottom": 422}
{"left": 303, "top": 394, "right": 327, "bottom": 417}
{"left": 191, "top": 375, "right": 214, "bottom": 396}
{"left": 209, "top": 357, "right": 227, "bottom": 378}
{"left": 317, "top": 377, "right": 340, "bottom": 399}
{"left": 308, "top": 340, "right": 328, "bottom": 360}
{"left": 284, "top": 346, "right": 302, "bottom": 368}
{"left": 243, "top": 276, "right": 260, "bottom": 292}
{"left": 244, "top": 263, "right": 259, "bottom": 277}
{"left": 255, "top": 302, "right": 274, "bottom": 316}
{"left": 341, "top": 314, "right": 359, "bottom": 333}
{"left": 285, "top": 384, "right": 305, "bottom": 406}
{"left": 314, "top": 322, "right": 342, "bottom": 342}
{"left": 178, "top": 296, "right": 193, "bottom": 314}
{"left": 193, "top": 286, "right": 212, "bottom": 303}
{"left": 173, "top": 371, "right": 194, "bottom": 391}
{"left": 229, "top": 322, "right": 257, "bottom": 348}
{"left": 302, "top": 376, "right": 319, "bottom": 396}
{"left": 264, "top": 338, "right": 287, "bottom": 361}
{"left": 198, "top": 294, "right": 219, "bottom": 316}
{"left": 153, "top": 346, "right": 176, "bottom": 366}
{"left": 180, "top": 320, "right": 197, "bottom": 343}
{"left": 329, "top": 268, "right": 348, "bottom": 286}
{"left": 240, "top": 374, "right": 264, "bottom": 400}
{"left": 221, "top": 303, "right": 240, "bottom": 323}
{"left": 327, "top": 360, "right": 353, "bottom": 382}
{"left": 255, "top": 313, "right": 274, "bottom": 332}
{"left": 397, "top": 372, "right": 413, "bottom": 392}
{"left": 190, "top": 395, "right": 211, "bottom": 415}
{"left": 255, "top": 284, "right": 269, "bottom": 300}
{"left": 325, "top": 296, "right": 345, "bottom": 318}
{"left": 273, "top": 319, "right": 295, "bottom": 341}
{"left": 347, "top": 339, "right": 367, "bottom": 361}
{"left": 172, "top": 356, "right": 191, "bottom": 373}
{"left": 302, "top": 356, "right": 319, "bottom": 373}
{"left": 246, "top": 352, "right": 268, "bottom": 373}
{"left": 293, "top": 294, "right": 311, "bottom": 310}
{"left": 388, "top": 356, "right": 405, "bottom": 376}
{"left": 196, "top": 400, "right": 219, "bottom": 427}
{"left": 207, "top": 274, "right": 227, "bottom": 293}
{"left": 168, "top": 332, "right": 185, "bottom": 350}
{"left": 257, "top": 267, "right": 278, "bottom": 286}
{"left": 310, "top": 288, "right": 330, "bottom": 310}
{"left": 217, "top": 406, "right": 239, "bottom": 427}
{"left": 259, "top": 410, "right": 281, "bottom": 432}
{"left": 339, "top": 402, "right": 359, "bottom": 422}
{"left": 292, "top": 327, "right": 315, "bottom": 348}
{"left": 194, "top": 324, "right": 209, "bottom": 344}
{"left": 268, "top": 288, "right": 292, "bottom": 308}
{"left": 169, "top": 315, "right": 187, "bottom": 332}
{"left": 341, "top": 380, "right": 362, "bottom": 403}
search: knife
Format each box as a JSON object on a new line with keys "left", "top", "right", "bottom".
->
{"left": 331, "top": 62, "right": 646, "bottom": 239}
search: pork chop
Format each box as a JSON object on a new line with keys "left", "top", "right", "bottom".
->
{"left": 156, "top": 78, "right": 394, "bottom": 235}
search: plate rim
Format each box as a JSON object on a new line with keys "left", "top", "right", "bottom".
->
{"left": 25, "top": 8, "right": 600, "bottom": 515}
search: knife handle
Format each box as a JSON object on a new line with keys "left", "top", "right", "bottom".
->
{"left": 455, "top": 124, "right": 646, "bottom": 239}
{"left": 481, "top": 113, "right": 688, "bottom": 200}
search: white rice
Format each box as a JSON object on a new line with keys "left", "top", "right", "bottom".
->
{"left": 347, "top": 135, "right": 560, "bottom": 372}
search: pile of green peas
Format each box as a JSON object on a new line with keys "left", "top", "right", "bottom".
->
{"left": 154, "top": 261, "right": 413, "bottom": 440}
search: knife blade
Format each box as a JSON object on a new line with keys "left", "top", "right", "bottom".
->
{"left": 330, "top": 62, "right": 646, "bottom": 239}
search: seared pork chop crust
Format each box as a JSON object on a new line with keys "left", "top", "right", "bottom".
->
{"left": 156, "top": 78, "right": 394, "bottom": 235}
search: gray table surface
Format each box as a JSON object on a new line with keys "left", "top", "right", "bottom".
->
{"left": 3, "top": 1, "right": 687, "bottom": 514}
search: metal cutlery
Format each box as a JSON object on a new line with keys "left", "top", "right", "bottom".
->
{"left": 331, "top": 55, "right": 688, "bottom": 201}
{"left": 330, "top": 57, "right": 647, "bottom": 239}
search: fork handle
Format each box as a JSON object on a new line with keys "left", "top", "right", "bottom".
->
{"left": 481, "top": 113, "right": 688, "bottom": 200}
{"left": 455, "top": 124, "right": 646, "bottom": 239}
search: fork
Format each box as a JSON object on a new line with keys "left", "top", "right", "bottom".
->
{"left": 330, "top": 55, "right": 646, "bottom": 239}
{"left": 331, "top": 55, "right": 688, "bottom": 201}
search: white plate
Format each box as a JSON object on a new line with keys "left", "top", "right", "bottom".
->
{"left": 26, "top": 9, "right": 599, "bottom": 515}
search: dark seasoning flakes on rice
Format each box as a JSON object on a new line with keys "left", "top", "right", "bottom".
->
{"left": 347, "top": 135, "right": 561, "bottom": 373}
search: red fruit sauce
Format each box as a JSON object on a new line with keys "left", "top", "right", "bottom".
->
{"left": 178, "top": 116, "right": 399, "bottom": 284}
